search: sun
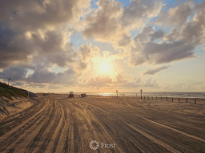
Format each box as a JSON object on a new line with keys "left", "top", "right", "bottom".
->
{"left": 98, "top": 62, "right": 111, "bottom": 74}
{"left": 103, "top": 65, "right": 107, "bottom": 69}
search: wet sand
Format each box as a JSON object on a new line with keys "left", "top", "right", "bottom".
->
{"left": 0, "top": 95, "right": 205, "bottom": 153}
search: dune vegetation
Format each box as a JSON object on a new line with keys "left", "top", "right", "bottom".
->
{"left": 0, "top": 82, "right": 27, "bottom": 100}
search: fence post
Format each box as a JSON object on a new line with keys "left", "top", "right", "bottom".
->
{"left": 156, "top": 96, "right": 157, "bottom": 100}
{"left": 161, "top": 97, "right": 162, "bottom": 101}
{"left": 186, "top": 98, "right": 187, "bottom": 103}
{"left": 148, "top": 96, "right": 149, "bottom": 101}
{"left": 172, "top": 98, "right": 173, "bottom": 102}
{"left": 195, "top": 99, "right": 196, "bottom": 104}
{"left": 178, "top": 98, "right": 180, "bottom": 102}
{"left": 152, "top": 96, "right": 153, "bottom": 101}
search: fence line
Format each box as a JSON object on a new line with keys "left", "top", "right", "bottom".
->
{"left": 84, "top": 95, "right": 205, "bottom": 104}
{"left": 36, "top": 93, "right": 205, "bottom": 104}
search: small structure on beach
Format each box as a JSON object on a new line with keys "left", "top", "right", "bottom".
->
{"left": 68, "top": 91, "right": 74, "bottom": 98}
{"left": 81, "top": 93, "right": 86, "bottom": 97}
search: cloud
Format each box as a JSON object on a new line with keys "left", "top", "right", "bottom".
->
{"left": 128, "top": 15, "right": 205, "bottom": 66}
{"left": 74, "top": 61, "right": 89, "bottom": 73}
{"left": 150, "top": 29, "right": 165, "bottom": 41}
{"left": 0, "top": 26, "right": 78, "bottom": 69}
{"left": 82, "top": 0, "right": 123, "bottom": 41}
{"left": 120, "top": 77, "right": 159, "bottom": 88}
{"left": 156, "top": 2, "right": 193, "bottom": 27}
{"left": 133, "top": 26, "right": 154, "bottom": 44}
{"left": 82, "top": 0, "right": 162, "bottom": 49}
{"left": 143, "top": 65, "right": 170, "bottom": 75}
{"left": 27, "top": 68, "right": 78, "bottom": 85}
{"left": 118, "top": 34, "right": 132, "bottom": 47}
{"left": 126, "top": 0, "right": 205, "bottom": 67}
{"left": 0, "top": 59, "right": 79, "bottom": 86}
{"left": 12, "top": 81, "right": 25, "bottom": 87}
{"left": 120, "top": 0, "right": 163, "bottom": 29}
{"left": 73, "top": 44, "right": 100, "bottom": 73}
{"left": 0, "top": 26, "right": 33, "bottom": 69}
{"left": 86, "top": 74, "right": 113, "bottom": 88}
{"left": 128, "top": 54, "right": 146, "bottom": 67}
{"left": 115, "top": 73, "right": 127, "bottom": 84}
{"left": 78, "top": 44, "right": 99, "bottom": 62}
{"left": 0, "top": 0, "right": 91, "bottom": 31}
{"left": 83, "top": 70, "right": 160, "bottom": 89}
{"left": 0, "top": 0, "right": 91, "bottom": 70}
{"left": 0, "top": 67, "right": 27, "bottom": 81}
{"left": 144, "top": 78, "right": 158, "bottom": 87}
{"left": 143, "top": 41, "right": 195, "bottom": 64}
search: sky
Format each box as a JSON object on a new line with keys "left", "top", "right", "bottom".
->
{"left": 0, "top": 0, "right": 205, "bottom": 93}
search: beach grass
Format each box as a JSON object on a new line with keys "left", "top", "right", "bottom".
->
{"left": 0, "top": 82, "right": 27, "bottom": 100}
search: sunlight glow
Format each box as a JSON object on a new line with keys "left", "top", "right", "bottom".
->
{"left": 98, "top": 62, "right": 112, "bottom": 74}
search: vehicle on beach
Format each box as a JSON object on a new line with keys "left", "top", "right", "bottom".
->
{"left": 68, "top": 92, "right": 74, "bottom": 98}
{"left": 81, "top": 93, "right": 86, "bottom": 97}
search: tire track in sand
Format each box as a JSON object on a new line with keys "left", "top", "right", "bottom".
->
{"left": 0, "top": 99, "right": 49, "bottom": 152}
{"left": 124, "top": 98, "right": 205, "bottom": 144}
{"left": 25, "top": 99, "right": 56, "bottom": 153}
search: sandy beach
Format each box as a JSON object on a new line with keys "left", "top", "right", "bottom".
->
{"left": 0, "top": 95, "right": 205, "bottom": 153}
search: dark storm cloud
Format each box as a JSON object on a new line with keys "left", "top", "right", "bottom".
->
{"left": 0, "top": 26, "right": 33, "bottom": 68}
{"left": 144, "top": 66, "right": 170, "bottom": 75}
{"left": 0, "top": 67, "right": 27, "bottom": 81}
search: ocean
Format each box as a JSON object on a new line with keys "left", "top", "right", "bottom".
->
{"left": 73, "top": 92, "right": 205, "bottom": 99}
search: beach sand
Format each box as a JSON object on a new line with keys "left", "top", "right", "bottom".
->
{"left": 0, "top": 96, "right": 35, "bottom": 120}
{"left": 0, "top": 95, "right": 205, "bottom": 152}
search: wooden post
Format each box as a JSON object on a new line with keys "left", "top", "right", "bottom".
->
{"left": 178, "top": 98, "right": 180, "bottom": 102}
{"left": 186, "top": 98, "right": 187, "bottom": 103}
{"left": 156, "top": 96, "right": 157, "bottom": 100}
{"left": 161, "top": 97, "right": 162, "bottom": 101}
{"left": 144, "top": 96, "right": 145, "bottom": 100}
{"left": 195, "top": 99, "right": 196, "bottom": 104}
{"left": 172, "top": 98, "right": 173, "bottom": 102}
{"left": 148, "top": 96, "right": 149, "bottom": 101}
{"left": 140, "top": 89, "right": 142, "bottom": 100}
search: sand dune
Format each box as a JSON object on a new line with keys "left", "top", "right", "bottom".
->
{"left": 0, "top": 96, "right": 35, "bottom": 120}
{"left": 0, "top": 95, "right": 205, "bottom": 153}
